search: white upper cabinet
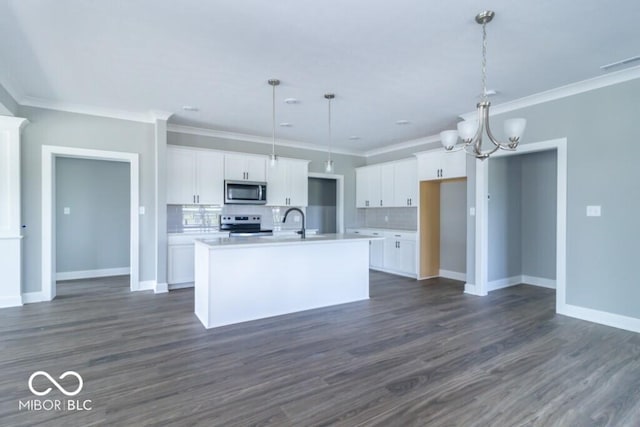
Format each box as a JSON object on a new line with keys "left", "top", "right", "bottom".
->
{"left": 224, "top": 154, "right": 267, "bottom": 182}
{"left": 356, "top": 158, "right": 418, "bottom": 208}
{"left": 167, "top": 146, "right": 224, "bottom": 205}
{"left": 416, "top": 149, "right": 466, "bottom": 181}
{"left": 266, "top": 158, "right": 309, "bottom": 207}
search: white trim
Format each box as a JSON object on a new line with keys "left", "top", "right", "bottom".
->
{"left": 55, "top": 267, "right": 130, "bottom": 281}
{"left": 463, "top": 283, "right": 486, "bottom": 296}
{"left": 168, "top": 282, "right": 194, "bottom": 290}
{"left": 308, "top": 172, "right": 345, "bottom": 233}
{"left": 168, "top": 124, "right": 362, "bottom": 157}
{"left": 558, "top": 304, "right": 640, "bottom": 334}
{"left": 460, "top": 65, "right": 640, "bottom": 120}
{"left": 155, "top": 282, "right": 168, "bottom": 294}
{"left": 438, "top": 269, "right": 466, "bottom": 281}
{"left": 21, "top": 96, "right": 158, "bottom": 124}
{"left": 0, "top": 296, "right": 22, "bottom": 308}
{"left": 474, "top": 159, "right": 489, "bottom": 295}
{"left": 487, "top": 275, "right": 522, "bottom": 292}
{"left": 364, "top": 135, "right": 441, "bottom": 157}
{"left": 521, "top": 275, "right": 556, "bottom": 289}
{"left": 22, "top": 291, "right": 48, "bottom": 304}
{"left": 138, "top": 280, "right": 156, "bottom": 291}
{"left": 42, "top": 145, "right": 140, "bottom": 302}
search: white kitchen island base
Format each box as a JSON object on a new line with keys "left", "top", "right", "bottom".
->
{"left": 194, "top": 235, "right": 372, "bottom": 329}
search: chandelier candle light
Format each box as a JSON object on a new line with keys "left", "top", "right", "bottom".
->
{"left": 268, "top": 79, "right": 280, "bottom": 167}
{"left": 324, "top": 93, "right": 335, "bottom": 173}
{"left": 440, "top": 10, "right": 526, "bottom": 160}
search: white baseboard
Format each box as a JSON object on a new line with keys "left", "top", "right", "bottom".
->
{"left": 138, "top": 280, "right": 156, "bottom": 291}
{"left": 22, "top": 291, "right": 49, "bottom": 304}
{"left": 522, "top": 275, "right": 556, "bottom": 289}
{"left": 439, "top": 269, "right": 466, "bottom": 281}
{"left": 0, "top": 295, "right": 23, "bottom": 308}
{"left": 487, "top": 275, "right": 522, "bottom": 292}
{"left": 168, "top": 282, "right": 194, "bottom": 290}
{"left": 154, "top": 282, "right": 168, "bottom": 294}
{"left": 56, "top": 267, "right": 130, "bottom": 281}
{"left": 464, "top": 283, "right": 487, "bottom": 296}
{"left": 558, "top": 303, "right": 640, "bottom": 334}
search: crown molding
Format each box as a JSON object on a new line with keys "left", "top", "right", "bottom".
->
{"left": 149, "top": 110, "right": 174, "bottom": 121}
{"left": 167, "top": 123, "right": 364, "bottom": 157}
{"left": 363, "top": 134, "right": 441, "bottom": 157}
{"left": 20, "top": 96, "right": 157, "bottom": 123}
{"left": 459, "top": 65, "right": 640, "bottom": 121}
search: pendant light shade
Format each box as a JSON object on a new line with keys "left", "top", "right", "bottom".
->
{"left": 324, "top": 93, "right": 335, "bottom": 173}
{"left": 268, "top": 79, "right": 280, "bottom": 167}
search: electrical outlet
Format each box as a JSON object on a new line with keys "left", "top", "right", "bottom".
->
{"left": 293, "top": 215, "right": 300, "bottom": 223}
{"left": 384, "top": 215, "right": 389, "bottom": 222}
{"left": 139, "top": 206, "right": 146, "bottom": 215}
{"left": 470, "top": 207, "right": 476, "bottom": 216}
{"left": 63, "top": 207, "right": 71, "bottom": 215}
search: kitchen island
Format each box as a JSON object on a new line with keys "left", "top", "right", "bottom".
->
{"left": 194, "top": 234, "right": 378, "bottom": 328}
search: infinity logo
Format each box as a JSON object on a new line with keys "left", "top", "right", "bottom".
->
{"left": 28, "top": 371, "right": 83, "bottom": 397}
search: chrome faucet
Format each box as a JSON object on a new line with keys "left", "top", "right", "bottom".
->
{"left": 282, "top": 207, "right": 305, "bottom": 239}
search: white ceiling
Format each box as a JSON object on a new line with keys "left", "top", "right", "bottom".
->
{"left": 1, "top": 1, "right": 640, "bottom": 153}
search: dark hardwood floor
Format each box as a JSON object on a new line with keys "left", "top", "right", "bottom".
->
{"left": 1, "top": 272, "right": 639, "bottom": 426}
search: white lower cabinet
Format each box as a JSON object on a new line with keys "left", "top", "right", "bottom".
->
{"left": 347, "top": 228, "right": 416, "bottom": 277}
{"left": 168, "top": 232, "right": 229, "bottom": 286}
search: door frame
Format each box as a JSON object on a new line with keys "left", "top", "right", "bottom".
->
{"left": 41, "top": 145, "right": 140, "bottom": 300}
{"left": 471, "top": 137, "right": 567, "bottom": 313}
{"left": 308, "top": 172, "right": 344, "bottom": 233}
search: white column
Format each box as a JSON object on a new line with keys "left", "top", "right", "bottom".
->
{"left": 0, "top": 116, "right": 28, "bottom": 307}
{"left": 151, "top": 111, "right": 172, "bottom": 293}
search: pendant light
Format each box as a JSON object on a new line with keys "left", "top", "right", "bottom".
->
{"left": 439, "top": 10, "right": 526, "bottom": 160}
{"left": 268, "top": 79, "right": 280, "bottom": 167}
{"left": 324, "top": 93, "right": 335, "bottom": 173}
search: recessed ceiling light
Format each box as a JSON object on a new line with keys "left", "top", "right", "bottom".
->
{"left": 348, "top": 136, "right": 361, "bottom": 140}
{"left": 279, "top": 122, "right": 292, "bottom": 127}
{"left": 284, "top": 98, "right": 298, "bottom": 104}
{"left": 182, "top": 106, "right": 199, "bottom": 112}
{"left": 395, "top": 120, "right": 410, "bottom": 125}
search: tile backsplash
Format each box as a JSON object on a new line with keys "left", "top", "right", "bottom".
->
{"left": 356, "top": 207, "right": 417, "bottom": 230}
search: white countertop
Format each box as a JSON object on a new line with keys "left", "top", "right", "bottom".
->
{"left": 195, "top": 233, "right": 382, "bottom": 250}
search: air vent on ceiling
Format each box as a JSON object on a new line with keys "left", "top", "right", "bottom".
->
{"left": 600, "top": 55, "right": 640, "bottom": 71}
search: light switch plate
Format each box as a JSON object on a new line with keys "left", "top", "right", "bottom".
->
{"left": 586, "top": 205, "right": 601, "bottom": 217}
{"left": 139, "top": 206, "right": 145, "bottom": 215}
{"left": 63, "top": 207, "right": 71, "bottom": 215}
{"left": 470, "top": 207, "right": 476, "bottom": 216}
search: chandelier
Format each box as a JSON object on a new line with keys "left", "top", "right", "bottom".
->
{"left": 440, "top": 10, "right": 526, "bottom": 160}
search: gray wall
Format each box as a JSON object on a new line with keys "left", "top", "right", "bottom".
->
{"left": 307, "top": 177, "right": 337, "bottom": 234}
{"left": 475, "top": 77, "right": 640, "bottom": 318}
{"left": 440, "top": 180, "right": 467, "bottom": 274}
{"left": 19, "top": 106, "right": 156, "bottom": 292}
{"left": 521, "top": 150, "right": 557, "bottom": 279}
{"left": 55, "top": 157, "right": 130, "bottom": 273}
{"left": 366, "top": 141, "right": 441, "bottom": 164}
{"left": 488, "top": 156, "right": 523, "bottom": 281}
{"left": 168, "top": 131, "right": 366, "bottom": 227}
{"left": 0, "top": 82, "right": 18, "bottom": 115}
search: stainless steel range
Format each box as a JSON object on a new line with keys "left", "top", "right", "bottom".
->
{"left": 220, "top": 215, "right": 273, "bottom": 237}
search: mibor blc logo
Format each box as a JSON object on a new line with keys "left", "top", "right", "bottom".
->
{"left": 19, "top": 370, "right": 92, "bottom": 412}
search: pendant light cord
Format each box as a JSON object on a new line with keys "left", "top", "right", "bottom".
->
{"left": 327, "top": 97, "right": 332, "bottom": 162}
{"left": 271, "top": 83, "right": 276, "bottom": 158}
{"left": 481, "top": 21, "right": 488, "bottom": 102}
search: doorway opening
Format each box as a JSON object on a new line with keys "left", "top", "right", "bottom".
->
{"left": 55, "top": 157, "right": 131, "bottom": 296}
{"left": 42, "top": 146, "right": 140, "bottom": 301}
{"left": 307, "top": 173, "right": 344, "bottom": 233}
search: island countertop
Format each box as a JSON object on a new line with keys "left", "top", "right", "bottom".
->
{"left": 195, "top": 233, "right": 383, "bottom": 250}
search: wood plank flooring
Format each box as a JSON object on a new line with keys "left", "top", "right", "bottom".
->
{"left": 1, "top": 272, "right": 639, "bottom": 426}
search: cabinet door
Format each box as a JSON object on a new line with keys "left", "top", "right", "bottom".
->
{"left": 442, "top": 150, "right": 466, "bottom": 179}
{"left": 366, "top": 166, "right": 382, "bottom": 207}
{"left": 195, "top": 151, "right": 224, "bottom": 205}
{"left": 287, "top": 160, "right": 309, "bottom": 207}
{"left": 355, "top": 168, "right": 368, "bottom": 208}
{"left": 370, "top": 239, "right": 385, "bottom": 269}
{"left": 416, "top": 151, "right": 443, "bottom": 181}
{"left": 245, "top": 156, "right": 266, "bottom": 182}
{"left": 383, "top": 238, "right": 399, "bottom": 270}
{"left": 266, "top": 161, "right": 288, "bottom": 206}
{"left": 380, "top": 164, "right": 395, "bottom": 207}
{"left": 398, "top": 239, "right": 416, "bottom": 275}
{"left": 167, "top": 148, "right": 196, "bottom": 204}
{"left": 167, "top": 244, "right": 195, "bottom": 284}
{"left": 224, "top": 155, "right": 248, "bottom": 181}
{"left": 394, "top": 159, "right": 417, "bottom": 207}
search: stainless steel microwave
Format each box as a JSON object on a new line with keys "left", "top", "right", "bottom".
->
{"left": 224, "top": 180, "right": 267, "bottom": 205}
